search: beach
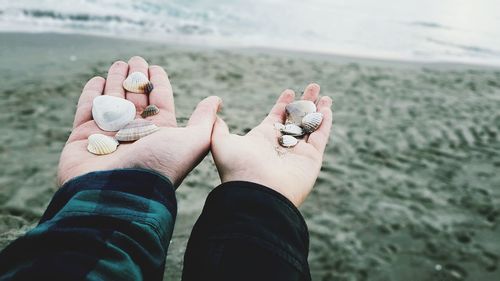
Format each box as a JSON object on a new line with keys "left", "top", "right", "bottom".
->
{"left": 0, "top": 32, "right": 499, "bottom": 280}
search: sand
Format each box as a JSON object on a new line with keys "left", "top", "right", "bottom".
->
{"left": 0, "top": 32, "right": 499, "bottom": 281}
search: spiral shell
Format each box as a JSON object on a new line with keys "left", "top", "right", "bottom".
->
{"left": 278, "top": 135, "right": 298, "bottom": 148}
{"left": 301, "top": 112, "right": 323, "bottom": 133}
{"left": 123, "top": 72, "right": 154, "bottom": 94}
{"left": 280, "top": 124, "right": 304, "bottom": 137}
{"left": 87, "top": 134, "right": 119, "bottom": 155}
{"left": 141, "top": 104, "right": 160, "bottom": 118}
{"left": 115, "top": 119, "right": 159, "bottom": 142}
{"left": 92, "top": 95, "right": 136, "bottom": 132}
{"left": 285, "top": 100, "right": 316, "bottom": 125}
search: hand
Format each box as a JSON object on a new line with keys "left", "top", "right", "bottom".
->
{"left": 211, "top": 83, "right": 333, "bottom": 207}
{"left": 57, "top": 56, "right": 221, "bottom": 187}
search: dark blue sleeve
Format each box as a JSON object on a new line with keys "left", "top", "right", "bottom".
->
{"left": 0, "top": 169, "right": 177, "bottom": 281}
{"left": 182, "top": 181, "right": 311, "bottom": 281}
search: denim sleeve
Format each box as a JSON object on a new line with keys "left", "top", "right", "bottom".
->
{"left": 0, "top": 169, "right": 177, "bottom": 281}
{"left": 182, "top": 181, "right": 311, "bottom": 281}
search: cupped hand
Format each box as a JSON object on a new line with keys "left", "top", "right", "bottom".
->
{"left": 57, "top": 56, "right": 221, "bottom": 187}
{"left": 211, "top": 83, "right": 332, "bottom": 206}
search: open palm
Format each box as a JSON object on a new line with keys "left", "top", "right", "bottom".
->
{"left": 211, "top": 84, "right": 333, "bottom": 206}
{"left": 58, "top": 56, "right": 221, "bottom": 187}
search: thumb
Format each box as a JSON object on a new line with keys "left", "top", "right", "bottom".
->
{"left": 187, "top": 96, "right": 222, "bottom": 131}
{"left": 212, "top": 116, "right": 230, "bottom": 141}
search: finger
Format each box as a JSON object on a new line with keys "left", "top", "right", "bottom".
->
{"left": 126, "top": 56, "right": 149, "bottom": 111}
{"left": 104, "top": 60, "right": 128, "bottom": 98}
{"left": 73, "top": 76, "right": 105, "bottom": 128}
{"left": 188, "top": 96, "right": 222, "bottom": 131}
{"left": 263, "top": 89, "right": 295, "bottom": 125}
{"left": 301, "top": 83, "right": 320, "bottom": 102}
{"left": 308, "top": 96, "right": 333, "bottom": 153}
{"left": 148, "top": 65, "right": 176, "bottom": 126}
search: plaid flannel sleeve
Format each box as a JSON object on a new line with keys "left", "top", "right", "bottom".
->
{"left": 0, "top": 169, "right": 177, "bottom": 281}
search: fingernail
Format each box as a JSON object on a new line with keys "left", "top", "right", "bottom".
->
{"left": 217, "top": 97, "right": 223, "bottom": 112}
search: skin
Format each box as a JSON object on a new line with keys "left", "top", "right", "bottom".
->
{"left": 58, "top": 56, "right": 333, "bottom": 207}
{"left": 211, "top": 84, "right": 333, "bottom": 207}
{"left": 57, "top": 56, "right": 222, "bottom": 187}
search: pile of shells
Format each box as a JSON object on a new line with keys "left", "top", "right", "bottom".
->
{"left": 275, "top": 100, "right": 323, "bottom": 148}
{"left": 87, "top": 72, "right": 160, "bottom": 155}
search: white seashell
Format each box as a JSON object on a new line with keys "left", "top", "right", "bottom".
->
{"left": 280, "top": 124, "right": 304, "bottom": 136}
{"left": 274, "top": 123, "right": 285, "bottom": 131}
{"left": 278, "top": 135, "right": 299, "bottom": 148}
{"left": 115, "top": 119, "right": 159, "bottom": 142}
{"left": 92, "top": 96, "right": 136, "bottom": 132}
{"left": 285, "top": 100, "right": 316, "bottom": 125}
{"left": 123, "top": 72, "right": 154, "bottom": 94}
{"left": 87, "top": 134, "right": 119, "bottom": 155}
{"left": 301, "top": 112, "right": 323, "bottom": 133}
{"left": 141, "top": 104, "right": 160, "bottom": 118}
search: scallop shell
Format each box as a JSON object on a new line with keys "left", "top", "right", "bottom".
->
{"left": 280, "top": 124, "right": 304, "bottom": 136}
{"left": 123, "top": 72, "right": 154, "bottom": 94}
{"left": 87, "top": 134, "right": 119, "bottom": 155}
{"left": 278, "top": 135, "right": 299, "bottom": 148}
{"left": 92, "top": 95, "right": 136, "bottom": 131}
{"left": 301, "top": 112, "right": 323, "bottom": 133}
{"left": 285, "top": 100, "right": 316, "bottom": 125}
{"left": 115, "top": 119, "right": 159, "bottom": 142}
{"left": 141, "top": 104, "right": 160, "bottom": 118}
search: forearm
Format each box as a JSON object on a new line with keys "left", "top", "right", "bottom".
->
{"left": 0, "top": 169, "right": 177, "bottom": 281}
{"left": 182, "top": 181, "right": 311, "bottom": 281}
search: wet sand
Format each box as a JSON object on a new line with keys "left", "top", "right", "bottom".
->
{"left": 0, "top": 32, "right": 499, "bottom": 281}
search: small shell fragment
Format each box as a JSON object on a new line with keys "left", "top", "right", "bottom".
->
{"left": 301, "top": 112, "right": 323, "bottom": 133}
{"left": 141, "top": 104, "right": 160, "bottom": 118}
{"left": 115, "top": 119, "right": 159, "bottom": 142}
{"left": 281, "top": 124, "right": 304, "bottom": 137}
{"left": 92, "top": 95, "right": 136, "bottom": 132}
{"left": 274, "top": 123, "right": 285, "bottom": 131}
{"left": 87, "top": 134, "right": 119, "bottom": 155}
{"left": 279, "top": 135, "right": 299, "bottom": 148}
{"left": 285, "top": 100, "right": 317, "bottom": 125}
{"left": 123, "top": 72, "right": 154, "bottom": 94}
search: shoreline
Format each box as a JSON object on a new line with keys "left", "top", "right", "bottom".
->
{"left": 1, "top": 31, "right": 499, "bottom": 70}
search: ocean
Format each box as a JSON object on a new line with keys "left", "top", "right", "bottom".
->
{"left": 1, "top": 0, "right": 500, "bottom": 66}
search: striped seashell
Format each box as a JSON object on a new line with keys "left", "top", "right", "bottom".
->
{"left": 87, "top": 134, "right": 119, "bottom": 155}
{"left": 301, "top": 112, "right": 323, "bottom": 134}
{"left": 280, "top": 124, "right": 304, "bottom": 137}
{"left": 123, "top": 72, "right": 154, "bottom": 94}
{"left": 285, "top": 100, "right": 316, "bottom": 125}
{"left": 115, "top": 119, "right": 159, "bottom": 142}
{"left": 92, "top": 95, "right": 136, "bottom": 132}
{"left": 278, "top": 135, "right": 298, "bottom": 148}
{"left": 141, "top": 104, "right": 160, "bottom": 118}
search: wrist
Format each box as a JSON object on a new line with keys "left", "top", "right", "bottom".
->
{"left": 221, "top": 173, "right": 303, "bottom": 207}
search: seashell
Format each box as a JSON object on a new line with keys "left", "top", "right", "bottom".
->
{"left": 278, "top": 135, "right": 299, "bottom": 148}
{"left": 301, "top": 112, "right": 323, "bottom": 133}
{"left": 92, "top": 95, "right": 136, "bottom": 132}
{"left": 280, "top": 124, "right": 304, "bottom": 136}
{"left": 285, "top": 100, "right": 316, "bottom": 125}
{"left": 87, "top": 133, "right": 119, "bottom": 155}
{"left": 115, "top": 119, "right": 160, "bottom": 142}
{"left": 123, "top": 72, "right": 154, "bottom": 94}
{"left": 274, "top": 123, "right": 285, "bottom": 131}
{"left": 141, "top": 104, "right": 160, "bottom": 118}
